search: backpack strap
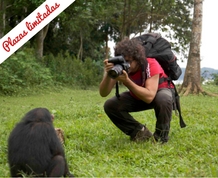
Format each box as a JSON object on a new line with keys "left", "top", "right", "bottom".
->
{"left": 141, "top": 33, "right": 161, "bottom": 54}
{"left": 158, "top": 77, "right": 167, "bottom": 84}
{"left": 171, "top": 81, "right": 186, "bottom": 128}
{"left": 172, "top": 82, "right": 186, "bottom": 128}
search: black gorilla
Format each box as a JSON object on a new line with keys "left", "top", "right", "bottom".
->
{"left": 7, "top": 108, "right": 74, "bottom": 177}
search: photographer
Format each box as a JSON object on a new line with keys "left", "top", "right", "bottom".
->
{"left": 99, "top": 37, "right": 174, "bottom": 143}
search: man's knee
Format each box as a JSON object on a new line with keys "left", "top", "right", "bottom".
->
{"left": 154, "top": 89, "right": 173, "bottom": 107}
{"left": 104, "top": 98, "right": 116, "bottom": 113}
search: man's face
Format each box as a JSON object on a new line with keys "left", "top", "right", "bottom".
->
{"left": 125, "top": 57, "right": 139, "bottom": 74}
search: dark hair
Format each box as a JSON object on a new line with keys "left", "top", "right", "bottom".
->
{"left": 114, "top": 37, "right": 147, "bottom": 68}
{"left": 22, "top": 108, "right": 52, "bottom": 123}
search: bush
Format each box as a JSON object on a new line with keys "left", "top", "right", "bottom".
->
{"left": 0, "top": 47, "right": 104, "bottom": 95}
{"left": 0, "top": 48, "right": 53, "bottom": 95}
{"left": 211, "top": 73, "right": 218, "bottom": 85}
{"left": 43, "top": 51, "right": 104, "bottom": 89}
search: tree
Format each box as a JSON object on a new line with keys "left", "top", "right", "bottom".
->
{"left": 35, "top": 25, "right": 49, "bottom": 59}
{"left": 29, "top": 0, "right": 49, "bottom": 60}
{"left": 0, "top": 0, "right": 6, "bottom": 38}
{"left": 1, "top": 0, "right": 48, "bottom": 60}
{"left": 178, "top": 0, "right": 216, "bottom": 96}
{"left": 178, "top": 0, "right": 203, "bottom": 95}
{"left": 107, "top": 0, "right": 193, "bottom": 56}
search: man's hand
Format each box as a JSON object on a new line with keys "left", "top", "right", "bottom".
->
{"left": 116, "top": 70, "right": 129, "bottom": 83}
{"left": 104, "top": 59, "right": 114, "bottom": 73}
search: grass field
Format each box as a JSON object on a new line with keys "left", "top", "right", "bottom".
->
{"left": 0, "top": 85, "right": 218, "bottom": 177}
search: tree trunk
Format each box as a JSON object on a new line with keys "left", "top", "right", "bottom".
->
{"left": 148, "top": 0, "right": 154, "bottom": 33}
{"left": 77, "top": 31, "right": 83, "bottom": 60}
{"left": 105, "top": 34, "right": 109, "bottom": 59}
{"left": 178, "top": 0, "right": 206, "bottom": 96}
{"left": 0, "top": 0, "right": 6, "bottom": 38}
{"left": 120, "top": 0, "right": 127, "bottom": 40}
{"left": 35, "top": 24, "right": 49, "bottom": 60}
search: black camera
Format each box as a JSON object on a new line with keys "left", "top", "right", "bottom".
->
{"left": 107, "top": 56, "right": 130, "bottom": 79}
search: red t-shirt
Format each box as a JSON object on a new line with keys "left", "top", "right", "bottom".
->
{"left": 128, "top": 58, "right": 174, "bottom": 99}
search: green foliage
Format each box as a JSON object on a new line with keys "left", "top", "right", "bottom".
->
{"left": 211, "top": 73, "right": 218, "bottom": 85}
{"left": 0, "top": 48, "right": 53, "bottom": 95}
{"left": 0, "top": 86, "right": 218, "bottom": 177}
{"left": 0, "top": 46, "right": 104, "bottom": 95}
{"left": 43, "top": 51, "right": 104, "bottom": 89}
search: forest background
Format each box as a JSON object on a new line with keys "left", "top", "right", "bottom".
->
{"left": 0, "top": 0, "right": 213, "bottom": 95}
{"left": 1, "top": 0, "right": 217, "bottom": 95}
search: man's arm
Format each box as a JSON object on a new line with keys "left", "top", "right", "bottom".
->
{"left": 119, "top": 71, "right": 159, "bottom": 103}
{"left": 99, "top": 59, "right": 117, "bottom": 97}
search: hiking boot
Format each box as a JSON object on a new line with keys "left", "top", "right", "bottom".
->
{"left": 130, "top": 126, "right": 153, "bottom": 142}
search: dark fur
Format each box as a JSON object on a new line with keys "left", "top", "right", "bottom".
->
{"left": 8, "top": 108, "right": 74, "bottom": 177}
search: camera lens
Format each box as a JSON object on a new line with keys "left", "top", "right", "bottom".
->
{"left": 108, "top": 65, "right": 123, "bottom": 79}
{"left": 108, "top": 70, "right": 118, "bottom": 79}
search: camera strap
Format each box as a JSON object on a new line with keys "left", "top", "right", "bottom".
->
{"left": 115, "top": 82, "right": 120, "bottom": 98}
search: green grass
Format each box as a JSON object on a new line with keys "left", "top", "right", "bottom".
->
{"left": 0, "top": 86, "right": 218, "bottom": 177}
